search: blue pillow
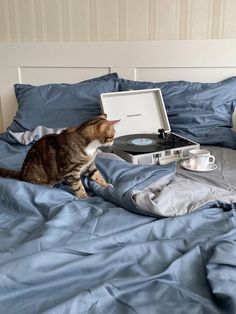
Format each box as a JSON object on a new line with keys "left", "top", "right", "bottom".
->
{"left": 10, "top": 73, "right": 119, "bottom": 133}
{"left": 118, "top": 77, "right": 236, "bottom": 149}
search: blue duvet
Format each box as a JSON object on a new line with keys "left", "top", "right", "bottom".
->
{"left": 0, "top": 138, "right": 236, "bottom": 314}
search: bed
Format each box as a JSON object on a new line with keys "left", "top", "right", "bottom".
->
{"left": 0, "top": 40, "right": 236, "bottom": 314}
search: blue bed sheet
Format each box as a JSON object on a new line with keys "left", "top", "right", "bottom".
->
{"left": 0, "top": 138, "right": 236, "bottom": 314}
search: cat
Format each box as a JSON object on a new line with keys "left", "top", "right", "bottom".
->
{"left": 0, "top": 115, "right": 120, "bottom": 199}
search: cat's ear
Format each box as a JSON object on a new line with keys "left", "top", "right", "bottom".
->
{"left": 100, "top": 118, "right": 120, "bottom": 131}
{"left": 105, "top": 120, "right": 120, "bottom": 126}
{"left": 99, "top": 113, "right": 120, "bottom": 124}
{"left": 98, "top": 113, "right": 107, "bottom": 119}
{"left": 106, "top": 119, "right": 120, "bottom": 126}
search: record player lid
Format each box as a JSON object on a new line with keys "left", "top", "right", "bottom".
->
{"left": 100, "top": 88, "right": 171, "bottom": 137}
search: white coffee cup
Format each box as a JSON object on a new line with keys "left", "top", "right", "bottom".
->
{"left": 188, "top": 149, "right": 215, "bottom": 170}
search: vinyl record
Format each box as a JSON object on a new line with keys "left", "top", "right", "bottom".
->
{"left": 114, "top": 133, "right": 160, "bottom": 153}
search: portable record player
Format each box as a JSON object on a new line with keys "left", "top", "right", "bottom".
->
{"left": 100, "top": 88, "right": 199, "bottom": 165}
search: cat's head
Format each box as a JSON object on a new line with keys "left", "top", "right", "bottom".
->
{"left": 95, "top": 114, "right": 120, "bottom": 146}
{"left": 72, "top": 114, "right": 120, "bottom": 147}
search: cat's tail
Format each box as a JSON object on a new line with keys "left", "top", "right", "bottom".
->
{"left": 0, "top": 168, "right": 21, "bottom": 180}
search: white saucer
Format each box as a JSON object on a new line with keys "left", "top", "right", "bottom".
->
{"left": 180, "top": 160, "right": 217, "bottom": 172}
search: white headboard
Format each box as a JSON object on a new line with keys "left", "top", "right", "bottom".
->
{"left": 0, "top": 39, "right": 236, "bottom": 133}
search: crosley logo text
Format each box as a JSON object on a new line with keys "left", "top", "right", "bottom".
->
{"left": 126, "top": 113, "right": 142, "bottom": 118}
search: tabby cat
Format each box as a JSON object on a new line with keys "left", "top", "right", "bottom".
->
{"left": 0, "top": 115, "right": 119, "bottom": 199}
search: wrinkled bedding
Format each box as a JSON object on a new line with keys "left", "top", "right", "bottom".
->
{"left": 92, "top": 148, "right": 236, "bottom": 217}
{"left": 0, "top": 138, "right": 236, "bottom": 314}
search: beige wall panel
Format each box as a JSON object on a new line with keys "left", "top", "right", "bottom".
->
{"left": 67, "top": 0, "right": 90, "bottom": 41}
{"left": 16, "top": 0, "right": 36, "bottom": 41}
{"left": 96, "top": 0, "right": 119, "bottom": 40}
{"left": 0, "top": 0, "right": 9, "bottom": 41}
{"left": 178, "top": 0, "right": 189, "bottom": 40}
{"left": 222, "top": 0, "right": 236, "bottom": 38}
{"left": 125, "top": 0, "right": 149, "bottom": 40}
{"left": 5, "top": 0, "right": 18, "bottom": 41}
{"left": 187, "top": 0, "right": 212, "bottom": 39}
{"left": 34, "top": 0, "right": 45, "bottom": 41}
{"left": 156, "top": 0, "right": 179, "bottom": 40}
{"left": 1, "top": 0, "right": 236, "bottom": 42}
{"left": 148, "top": 0, "right": 157, "bottom": 39}
{"left": 41, "top": 0, "right": 62, "bottom": 41}
{"left": 211, "top": 0, "right": 224, "bottom": 39}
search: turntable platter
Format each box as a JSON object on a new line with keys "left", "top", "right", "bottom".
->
{"left": 114, "top": 133, "right": 195, "bottom": 154}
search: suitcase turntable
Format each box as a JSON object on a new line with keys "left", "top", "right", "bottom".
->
{"left": 100, "top": 88, "right": 199, "bottom": 165}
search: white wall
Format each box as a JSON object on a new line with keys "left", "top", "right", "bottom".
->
{"left": 1, "top": 0, "right": 236, "bottom": 42}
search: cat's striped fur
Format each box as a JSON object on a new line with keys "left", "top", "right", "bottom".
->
{"left": 0, "top": 115, "right": 119, "bottom": 198}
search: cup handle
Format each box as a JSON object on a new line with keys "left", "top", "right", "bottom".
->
{"left": 209, "top": 155, "right": 215, "bottom": 164}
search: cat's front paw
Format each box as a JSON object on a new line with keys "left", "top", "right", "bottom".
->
{"left": 99, "top": 181, "right": 113, "bottom": 189}
{"left": 106, "top": 183, "right": 113, "bottom": 189}
{"left": 75, "top": 191, "right": 89, "bottom": 199}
